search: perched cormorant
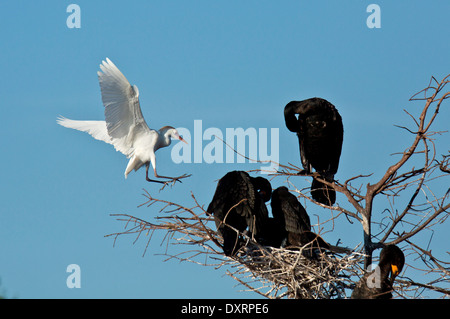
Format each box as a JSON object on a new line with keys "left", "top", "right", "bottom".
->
{"left": 270, "top": 186, "right": 311, "bottom": 247}
{"left": 206, "top": 171, "right": 272, "bottom": 256}
{"left": 284, "top": 98, "right": 343, "bottom": 205}
{"left": 351, "top": 244, "right": 405, "bottom": 299}
{"left": 269, "top": 186, "right": 350, "bottom": 254}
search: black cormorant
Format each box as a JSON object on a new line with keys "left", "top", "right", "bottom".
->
{"left": 206, "top": 171, "right": 272, "bottom": 256}
{"left": 284, "top": 98, "right": 343, "bottom": 205}
{"left": 351, "top": 244, "right": 405, "bottom": 299}
{"left": 270, "top": 186, "right": 311, "bottom": 247}
{"left": 269, "top": 186, "right": 349, "bottom": 253}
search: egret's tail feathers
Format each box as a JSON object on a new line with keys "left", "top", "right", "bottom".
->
{"left": 57, "top": 116, "right": 112, "bottom": 144}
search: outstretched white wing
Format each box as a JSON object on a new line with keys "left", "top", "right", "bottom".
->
{"left": 57, "top": 117, "right": 112, "bottom": 144}
{"left": 97, "top": 58, "right": 151, "bottom": 157}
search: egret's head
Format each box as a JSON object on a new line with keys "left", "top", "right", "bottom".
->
{"left": 160, "top": 126, "right": 188, "bottom": 144}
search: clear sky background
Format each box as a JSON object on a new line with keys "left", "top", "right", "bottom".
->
{"left": 0, "top": 1, "right": 449, "bottom": 298}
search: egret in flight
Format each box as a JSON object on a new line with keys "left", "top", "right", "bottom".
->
{"left": 57, "top": 58, "right": 190, "bottom": 185}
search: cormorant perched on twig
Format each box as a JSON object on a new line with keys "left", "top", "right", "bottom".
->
{"left": 269, "top": 186, "right": 350, "bottom": 254}
{"left": 270, "top": 186, "right": 311, "bottom": 247}
{"left": 206, "top": 171, "right": 272, "bottom": 256}
{"left": 351, "top": 244, "right": 405, "bottom": 299}
{"left": 284, "top": 98, "right": 343, "bottom": 205}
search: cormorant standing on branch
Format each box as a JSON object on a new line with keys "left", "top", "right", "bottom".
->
{"left": 351, "top": 244, "right": 405, "bottom": 299}
{"left": 269, "top": 186, "right": 350, "bottom": 253}
{"left": 206, "top": 171, "right": 272, "bottom": 256}
{"left": 284, "top": 98, "right": 343, "bottom": 205}
{"left": 270, "top": 186, "right": 311, "bottom": 246}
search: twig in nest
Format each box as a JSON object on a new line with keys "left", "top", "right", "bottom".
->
{"left": 106, "top": 191, "right": 364, "bottom": 299}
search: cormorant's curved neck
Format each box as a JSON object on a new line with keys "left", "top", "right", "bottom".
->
{"left": 252, "top": 177, "right": 272, "bottom": 202}
{"left": 284, "top": 101, "right": 300, "bottom": 132}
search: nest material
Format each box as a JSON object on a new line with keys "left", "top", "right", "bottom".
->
{"left": 107, "top": 191, "right": 365, "bottom": 299}
{"left": 227, "top": 240, "right": 363, "bottom": 299}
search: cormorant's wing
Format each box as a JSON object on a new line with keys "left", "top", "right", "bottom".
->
{"left": 97, "top": 58, "right": 151, "bottom": 157}
{"left": 281, "top": 195, "right": 311, "bottom": 234}
{"left": 207, "top": 171, "right": 254, "bottom": 220}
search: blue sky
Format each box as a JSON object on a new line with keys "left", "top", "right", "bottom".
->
{"left": 1, "top": 1, "right": 449, "bottom": 298}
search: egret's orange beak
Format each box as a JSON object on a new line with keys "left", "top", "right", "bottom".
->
{"left": 179, "top": 136, "right": 188, "bottom": 144}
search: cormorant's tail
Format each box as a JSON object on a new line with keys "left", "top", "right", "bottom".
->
{"left": 327, "top": 244, "right": 352, "bottom": 254}
{"left": 299, "top": 231, "right": 351, "bottom": 254}
{"left": 311, "top": 177, "right": 336, "bottom": 206}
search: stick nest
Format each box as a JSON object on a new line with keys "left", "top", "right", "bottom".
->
{"left": 107, "top": 190, "right": 364, "bottom": 299}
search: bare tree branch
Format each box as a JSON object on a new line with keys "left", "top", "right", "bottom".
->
{"left": 107, "top": 74, "right": 450, "bottom": 298}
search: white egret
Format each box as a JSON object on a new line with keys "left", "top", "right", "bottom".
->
{"left": 57, "top": 58, "right": 190, "bottom": 185}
